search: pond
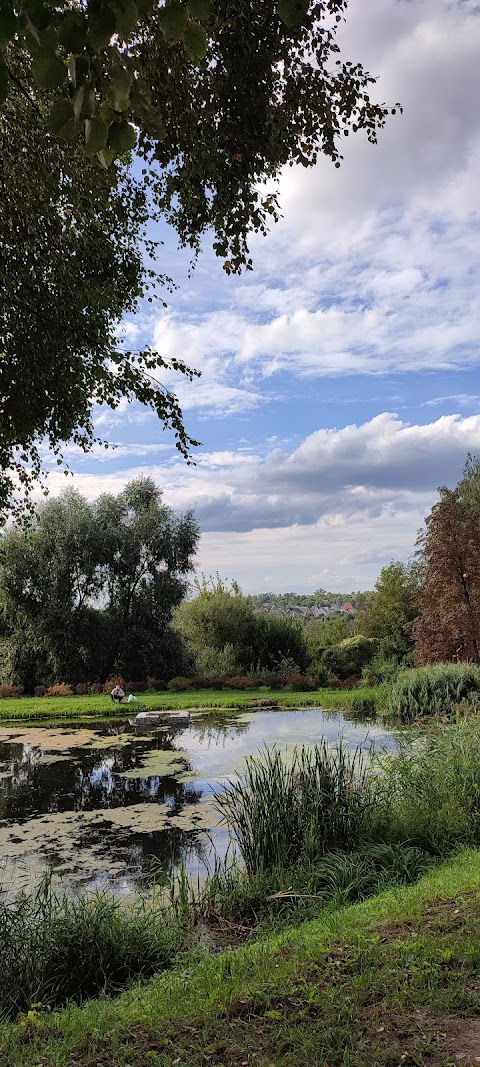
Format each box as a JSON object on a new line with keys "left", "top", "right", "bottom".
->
{"left": 0, "top": 707, "right": 396, "bottom": 898}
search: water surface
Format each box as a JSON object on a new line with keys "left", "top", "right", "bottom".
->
{"left": 0, "top": 708, "right": 395, "bottom": 897}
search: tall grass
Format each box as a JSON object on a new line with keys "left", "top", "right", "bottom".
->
{"left": 379, "top": 717, "right": 480, "bottom": 852}
{"left": 388, "top": 663, "right": 480, "bottom": 722}
{"left": 214, "top": 742, "right": 376, "bottom": 878}
{"left": 0, "top": 872, "right": 191, "bottom": 1020}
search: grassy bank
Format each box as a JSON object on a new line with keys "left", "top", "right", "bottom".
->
{"left": 0, "top": 685, "right": 387, "bottom": 721}
{"left": 2, "top": 849, "right": 480, "bottom": 1067}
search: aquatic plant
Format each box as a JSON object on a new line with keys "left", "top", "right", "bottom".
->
{"left": 214, "top": 742, "right": 376, "bottom": 878}
{"left": 0, "top": 871, "right": 190, "bottom": 1020}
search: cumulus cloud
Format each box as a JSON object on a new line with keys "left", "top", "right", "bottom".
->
{"left": 39, "top": 410, "right": 480, "bottom": 589}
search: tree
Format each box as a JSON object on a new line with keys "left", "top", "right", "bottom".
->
{"left": 173, "top": 575, "right": 307, "bottom": 675}
{"left": 0, "top": 477, "right": 199, "bottom": 686}
{"left": 414, "top": 474, "right": 480, "bottom": 665}
{"left": 355, "top": 562, "right": 419, "bottom": 662}
{"left": 1, "top": 3, "right": 397, "bottom": 517}
{"left": 322, "top": 634, "right": 378, "bottom": 680}
{"left": 0, "top": 73, "right": 198, "bottom": 520}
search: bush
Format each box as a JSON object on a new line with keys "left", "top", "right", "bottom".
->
{"left": 167, "top": 676, "right": 194, "bottom": 692}
{"left": 46, "top": 683, "right": 73, "bottom": 697}
{"left": 147, "top": 678, "right": 166, "bottom": 692}
{"left": 0, "top": 684, "right": 24, "bottom": 698}
{"left": 362, "top": 654, "right": 400, "bottom": 686}
{"left": 388, "top": 662, "right": 480, "bottom": 723}
{"left": 191, "top": 676, "right": 226, "bottom": 690}
{"left": 322, "top": 635, "right": 378, "bottom": 680}
{"left": 225, "top": 676, "right": 257, "bottom": 690}
{"left": 125, "top": 680, "right": 148, "bottom": 693}
{"left": 284, "top": 673, "right": 318, "bottom": 691}
{"left": 256, "top": 672, "right": 285, "bottom": 690}
{"left": 33, "top": 685, "right": 46, "bottom": 697}
{"left": 74, "top": 682, "right": 89, "bottom": 695}
{"left": 89, "top": 681, "right": 104, "bottom": 694}
{"left": 103, "top": 677, "right": 126, "bottom": 694}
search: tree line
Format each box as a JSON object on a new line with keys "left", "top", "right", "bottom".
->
{"left": 0, "top": 458, "right": 479, "bottom": 692}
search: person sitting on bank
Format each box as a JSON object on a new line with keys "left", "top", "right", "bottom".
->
{"left": 111, "top": 685, "right": 125, "bottom": 704}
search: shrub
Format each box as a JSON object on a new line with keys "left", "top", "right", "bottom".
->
{"left": 379, "top": 718, "right": 480, "bottom": 852}
{"left": 46, "top": 683, "right": 73, "bottom": 697}
{"left": 125, "top": 681, "right": 148, "bottom": 693}
{"left": 284, "top": 673, "right": 318, "bottom": 691}
{"left": 256, "top": 672, "right": 285, "bottom": 690}
{"left": 89, "top": 681, "right": 104, "bottom": 694}
{"left": 147, "top": 678, "right": 167, "bottom": 691}
{"left": 322, "top": 635, "right": 378, "bottom": 680}
{"left": 103, "top": 677, "right": 126, "bottom": 694}
{"left": 225, "top": 676, "right": 257, "bottom": 690}
{"left": 362, "top": 654, "right": 400, "bottom": 686}
{"left": 0, "top": 684, "right": 23, "bottom": 698}
{"left": 167, "top": 676, "right": 194, "bottom": 692}
{"left": 74, "top": 682, "right": 89, "bottom": 695}
{"left": 388, "top": 662, "right": 480, "bottom": 723}
{"left": 33, "top": 685, "right": 46, "bottom": 697}
{"left": 191, "top": 676, "right": 225, "bottom": 690}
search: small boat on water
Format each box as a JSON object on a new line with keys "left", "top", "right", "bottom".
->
{"left": 134, "top": 710, "right": 190, "bottom": 728}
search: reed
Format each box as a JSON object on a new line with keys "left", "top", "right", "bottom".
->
{"left": 388, "top": 663, "right": 480, "bottom": 722}
{"left": 214, "top": 741, "right": 376, "bottom": 878}
{"left": 0, "top": 871, "right": 190, "bottom": 1020}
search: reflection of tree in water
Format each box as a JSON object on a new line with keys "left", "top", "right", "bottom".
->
{"left": 0, "top": 732, "right": 201, "bottom": 822}
{"left": 189, "top": 718, "right": 250, "bottom": 748}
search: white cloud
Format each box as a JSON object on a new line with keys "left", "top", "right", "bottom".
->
{"left": 41, "top": 413, "right": 480, "bottom": 589}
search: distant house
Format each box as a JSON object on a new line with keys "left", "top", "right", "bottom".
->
{"left": 285, "top": 605, "right": 311, "bottom": 618}
{"left": 340, "top": 602, "right": 357, "bottom": 614}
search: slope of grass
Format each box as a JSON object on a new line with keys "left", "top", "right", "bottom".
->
{"left": 0, "top": 685, "right": 387, "bottom": 721}
{"left": 2, "top": 849, "right": 480, "bottom": 1067}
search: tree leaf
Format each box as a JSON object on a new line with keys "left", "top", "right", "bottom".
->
{"left": 84, "top": 115, "right": 108, "bottom": 155}
{"left": 187, "top": 0, "right": 213, "bottom": 19}
{"left": 31, "top": 50, "right": 68, "bottom": 90}
{"left": 158, "top": 2, "right": 188, "bottom": 43}
{"left": 46, "top": 98, "right": 79, "bottom": 139}
{"left": 107, "top": 119, "right": 137, "bottom": 154}
{"left": 142, "top": 105, "right": 166, "bottom": 139}
{"left": 277, "top": 0, "right": 309, "bottom": 28}
{"left": 0, "top": 8, "right": 17, "bottom": 45}
{"left": 109, "top": 66, "right": 132, "bottom": 112}
{"left": 88, "top": 3, "right": 117, "bottom": 49}
{"left": 58, "top": 14, "right": 88, "bottom": 54}
{"left": 183, "top": 21, "right": 208, "bottom": 63}
{"left": 116, "top": 0, "right": 138, "bottom": 39}
{"left": 97, "top": 146, "right": 116, "bottom": 167}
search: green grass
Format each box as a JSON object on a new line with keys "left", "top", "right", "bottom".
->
{"left": 0, "top": 874, "right": 191, "bottom": 1021}
{"left": 0, "top": 685, "right": 387, "bottom": 721}
{"left": 2, "top": 850, "right": 480, "bottom": 1066}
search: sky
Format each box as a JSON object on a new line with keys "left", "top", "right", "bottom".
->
{"left": 43, "top": 0, "right": 480, "bottom": 594}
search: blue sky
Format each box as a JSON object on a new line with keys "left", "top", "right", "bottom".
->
{"left": 43, "top": 0, "right": 480, "bottom": 593}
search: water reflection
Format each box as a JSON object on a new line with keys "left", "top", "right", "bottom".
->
{"left": 0, "top": 708, "right": 395, "bottom": 897}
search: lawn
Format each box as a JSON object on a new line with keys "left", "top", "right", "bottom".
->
{"left": 0, "top": 685, "right": 387, "bottom": 721}
{"left": 2, "top": 849, "right": 480, "bottom": 1066}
